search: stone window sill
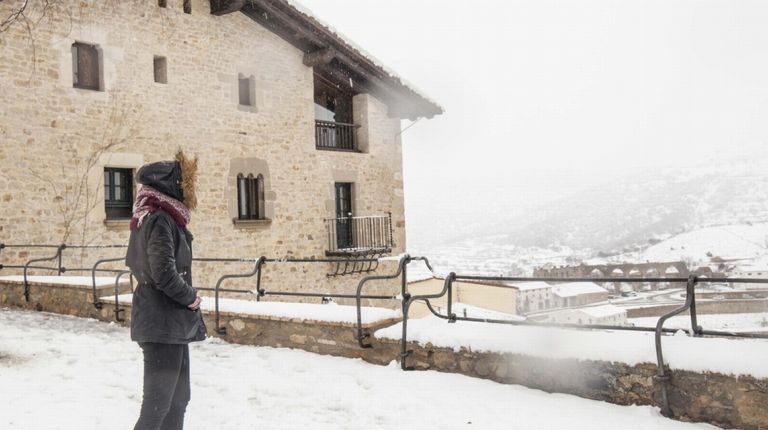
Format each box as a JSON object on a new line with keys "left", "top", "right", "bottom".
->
{"left": 233, "top": 218, "right": 272, "bottom": 229}
{"left": 104, "top": 219, "right": 131, "bottom": 230}
{"left": 237, "top": 104, "right": 258, "bottom": 114}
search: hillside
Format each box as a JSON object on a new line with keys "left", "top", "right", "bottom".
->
{"left": 408, "top": 152, "right": 768, "bottom": 274}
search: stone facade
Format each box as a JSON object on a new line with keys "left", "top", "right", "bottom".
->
{"left": 0, "top": 0, "right": 413, "bottom": 300}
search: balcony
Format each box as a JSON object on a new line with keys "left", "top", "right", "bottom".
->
{"left": 325, "top": 214, "right": 394, "bottom": 255}
{"left": 315, "top": 120, "right": 359, "bottom": 152}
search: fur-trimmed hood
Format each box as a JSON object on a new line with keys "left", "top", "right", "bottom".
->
{"left": 175, "top": 150, "right": 198, "bottom": 210}
{"left": 134, "top": 150, "right": 198, "bottom": 210}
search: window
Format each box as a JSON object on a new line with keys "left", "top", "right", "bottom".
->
{"left": 238, "top": 74, "right": 254, "bottom": 107}
{"left": 72, "top": 42, "right": 101, "bottom": 91}
{"left": 104, "top": 168, "right": 134, "bottom": 219}
{"left": 313, "top": 73, "right": 353, "bottom": 124}
{"left": 158, "top": 0, "right": 167, "bottom": 7}
{"left": 154, "top": 56, "right": 168, "bottom": 84}
{"left": 183, "top": 0, "right": 191, "bottom": 14}
{"left": 313, "top": 73, "right": 357, "bottom": 150}
{"left": 237, "top": 173, "right": 264, "bottom": 220}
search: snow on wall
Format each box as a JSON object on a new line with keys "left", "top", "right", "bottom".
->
{"left": 0, "top": 275, "right": 127, "bottom": 287}
{"left": 283, "top": 0, "right": 443, "bottom": 111}
{"left": 108, "top": 294, "right": 400, "bottom": 325}
{"left": 376, "top": 316, "right": 768, "bottom": 378}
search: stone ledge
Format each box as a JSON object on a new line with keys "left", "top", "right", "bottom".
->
{"left": 232, "top": 218, "right": 272, "bottom": 229}
{"left": 100, "top": 295, "right": 401, "bottom": 329}
{"left": 103, "top": 219, "right": 131, "bottom": 230}
{"left": 0, "top": 277, "right": 129, "bottom": 291}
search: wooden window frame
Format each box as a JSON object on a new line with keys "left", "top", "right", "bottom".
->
{"left": 104, "top": 167, "right": 134, "bottom": 220}
{"left": 236, "top": 173, "right": 264, "bottom": 220}
{"left": 72, "top": 42, "right": 101, "bottom": 91}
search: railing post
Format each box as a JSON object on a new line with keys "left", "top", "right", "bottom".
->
{"left": 57, "top": 244, "right": 66, "bottom": 275}
{"left": 255, "top": 256, "right": 265, "bottom": 302}
{"left": 447, "top": 275, "right": 456, "bottom": 323}
{"left": 654, "top": 274, "right": 697, "bottom": 417}
{"left": 688, "top": 277, "right": 703, "bottom": 336}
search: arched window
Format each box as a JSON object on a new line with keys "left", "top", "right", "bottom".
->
{"left": 237, "top": 173, "right": 264, "bottom": 220}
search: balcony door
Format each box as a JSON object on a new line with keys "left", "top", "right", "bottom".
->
{"left": 335, "top": 182, "right": 353, "bottom": 249}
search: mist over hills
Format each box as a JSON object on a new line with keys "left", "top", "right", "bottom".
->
{"left": 406, "top": 150, "right": 768, "bottom": 269}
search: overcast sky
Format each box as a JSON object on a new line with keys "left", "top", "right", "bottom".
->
{"left": 299, "top": 0, "right": 768, "bottom": 241}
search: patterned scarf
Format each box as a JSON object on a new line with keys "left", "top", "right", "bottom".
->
{"left": 130, "top": 185, "right": 191, "bottom": 231}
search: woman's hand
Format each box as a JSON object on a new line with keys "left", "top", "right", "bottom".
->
{"left": 187, "top": 295, "right": 202, "bottom": 310}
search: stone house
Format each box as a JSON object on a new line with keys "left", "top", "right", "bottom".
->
{"left": 543, "top": 304, "right": 628, "bottom": 326}
{"left": 551, "top": 282, "right": 608, "bottom": 308}
{"left": 0, "top": 0, "right": 441, "bottom": 300}
{"left": 503, "top": 281, "right": 553, "bottom": 314}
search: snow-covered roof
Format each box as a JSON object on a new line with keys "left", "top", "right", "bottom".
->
{"left": 576, "top": 305, "right": 627, "bottom": 318}
{"left": 243, "top": 0, "right": 443, "bottom": 119}
{"left": 503, "top": 281, "right": 552, "bottom": 291}
{"left": 552, "top": 282, "right": 608, "bottom": 298}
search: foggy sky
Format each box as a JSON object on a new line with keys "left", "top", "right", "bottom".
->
{"left": 298, "top": 0, "right": 768, "bottom": 243}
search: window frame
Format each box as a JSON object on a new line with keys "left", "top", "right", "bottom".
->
{"left": 104, "top": 167, "right": 134, "bottom": 220}
{"left": 72, "top": 42, "right": 101, "bottom": 91}
{"left": 153, "top": 56, "right": 168, "bottom": 84}
{"left": 236, "top": 173, "right": 264, "bottom": 220}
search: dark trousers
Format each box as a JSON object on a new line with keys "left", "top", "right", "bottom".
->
{"left": 134, "top": 342, "right": 191, "bottom": 430}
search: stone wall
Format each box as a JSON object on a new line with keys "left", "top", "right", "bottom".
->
{"left": 627, "top": 300, "right": 768, "bottom": 318}
{"left": 0, "top": 0, "right": 405, "bottom": 298}
{"left": 372, "top": 336, "right": 768, "bottom": 430}
{"left": 0, "top": 278, "right": 132, "bottom": 319}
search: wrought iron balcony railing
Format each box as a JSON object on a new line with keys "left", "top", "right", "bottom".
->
{"left": 315, "top": 120, "right": 359, "bottom": 151}
{"left": 325, "top": 214, "right": 394, "bottom": 255}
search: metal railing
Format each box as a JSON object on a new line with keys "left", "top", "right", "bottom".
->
{"left": 5, "top": 243, "right": 768, "bottom": 417}
{"left": 208, "top": 256, "right": 398, "bottom": 335}
{"left": 0, "top": 243, "right": 130, "bottom": 303}
{"left": 1, "top": 243, "right": 401, "bottom": 334}
{"left": 315, "top": 120, "right": 359, "bottom": 151}
{"left": 325, "top": 213, "right": 394, "bottom": 254}
{"left": 355, "top": 257, "right": 768, "bottom": 417}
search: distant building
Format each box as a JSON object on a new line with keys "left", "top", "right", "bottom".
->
{"left": 502, "top": 281, "right": 553, "bottom": 314}
{"left": 731, "top": 261, "right": 768, "bottom": 290}
{"left": 551, "top": 282, "right": 608, "bottom": 308}
{"left": 544, "top": 304, "right": 628, "bottom": 326}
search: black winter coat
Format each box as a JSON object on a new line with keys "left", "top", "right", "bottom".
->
{"left": 126, "top": 209, "right": 206, "bottom": 344}
{"left": 125, "top": 160, "right": 206, "bottom": 344}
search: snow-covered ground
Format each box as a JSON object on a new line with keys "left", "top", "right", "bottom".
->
{"left": 0, "top": 308, "right": 720, "bottom": 430}
{"left": 637, "top": 223, "right": 768, "bottom": 263}
{"left": 377, "top": 315, "right": 768, "bottom": 378}
{"left": 630, "top": 313, "right": 768, "bottom": 333}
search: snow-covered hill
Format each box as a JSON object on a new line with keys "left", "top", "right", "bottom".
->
{"left": 410, "top": 151, "right": 768, "bottom": 274}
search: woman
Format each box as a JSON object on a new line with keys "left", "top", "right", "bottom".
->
{"left": 126, "top": 151, "right": 207, "bottom": 430}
